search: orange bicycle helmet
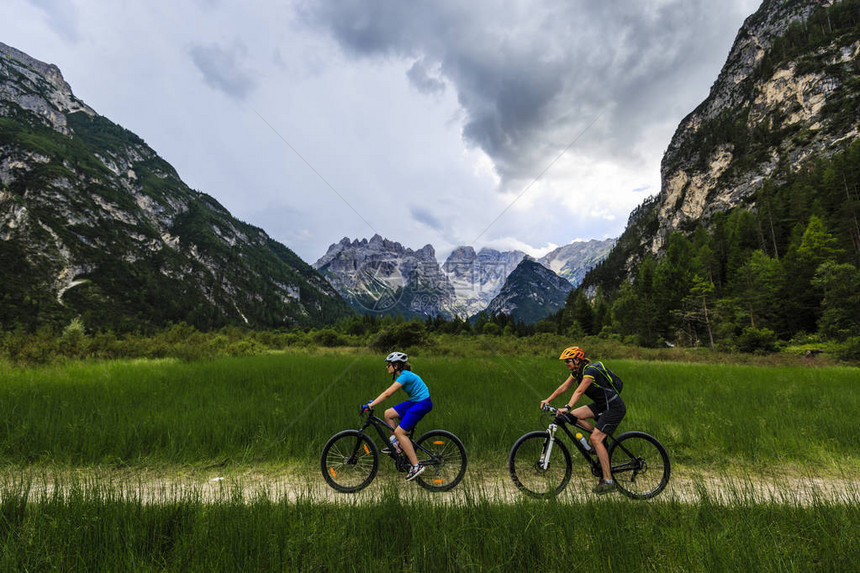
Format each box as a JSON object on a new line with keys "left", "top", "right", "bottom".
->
{"left": 559, "top": 346, "right": 585, "bottom": 361}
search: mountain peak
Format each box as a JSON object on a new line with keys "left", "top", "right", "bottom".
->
{"left": 538, "top": 238, "right": 616, "bottom": 286}
{"left": 0, "top": 42, "right": 96, "bottom": 132}
{"left": 485, "top": 258, "right": 573, "bottom": 324}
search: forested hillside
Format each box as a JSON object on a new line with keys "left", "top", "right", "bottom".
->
{"left": 573, "top": 140, "right": 860, "bottom": 351}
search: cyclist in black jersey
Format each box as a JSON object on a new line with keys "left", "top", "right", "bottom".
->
{"left": 540, "top": 346, "right": 626, "bottom": 494}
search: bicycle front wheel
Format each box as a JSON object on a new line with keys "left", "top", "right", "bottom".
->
{"left": 321, "top": 430, "right": 379, "bottom": 493}
{"left": 509, "top": 431, "right": 572, "bottom": 498}
{"left": 413, "top": 430, "right": 467, "bottom": 492}
{"left": 608, "top": 431, "right": 671, "bottom": 500}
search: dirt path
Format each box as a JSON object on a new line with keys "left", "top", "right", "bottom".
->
{"left": 3, "top": 465, "right": 858, "bottom": 506}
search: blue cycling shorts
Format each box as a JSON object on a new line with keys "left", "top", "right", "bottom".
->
{"left": 393, "top": 398, "right": 433, "bottom": 432}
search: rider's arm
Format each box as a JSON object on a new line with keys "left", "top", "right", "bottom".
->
{"left": 561, "top": 375, "right": 594, "bottom": 409}
{"left": 368, "top": 381, "right": 402, "bottom": 408}
{"left": 540, "top": 375, "right": 576, "bottom": 407}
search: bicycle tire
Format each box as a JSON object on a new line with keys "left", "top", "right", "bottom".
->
{"left": 413, "top": 430, "right": 467, "bottom": 492}
{"left": 509, "top": 431, "right": 572, "bottom": 498}
{"left": 608, "top": 431, "right": 671, "bottom": 500}
{"left": 321, "top": 430, "right": 379, "bottom": 493}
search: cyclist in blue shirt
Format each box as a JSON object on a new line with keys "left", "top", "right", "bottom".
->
{"left": 540, "top": 346, "right": 626, "bottom": 494}
{"left": 362, "top": 351, "right": 433, "bottom": 481}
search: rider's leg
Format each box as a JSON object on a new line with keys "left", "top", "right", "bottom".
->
{"left": 394, "top": 425, "right": 418, "bottom": 466}
{"left": 590, "top": 427, "right": 612, "bottom": 481}
{"left": 592, "top": 402, "right": 626, "bottom": 483}
{"left": 569, "top": 405, "right": 595, "bottom": 431}
{"left": 384, "top": 407, "right": 400, "bottom": 435}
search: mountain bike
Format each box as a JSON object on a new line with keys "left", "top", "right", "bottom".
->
{"left": 508, "top": 405, "right": 670, "bottom": 499}
{"left": 321, "top": 408, "right": 467, "bottom": 493}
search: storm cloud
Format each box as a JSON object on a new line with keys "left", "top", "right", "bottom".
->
{"left": 304, "top": 0, "right": 755, "bottom": 189}
{"left": 25, "top": 0, "right": 80, "bottom": 42}
{"left": 1, "top": 0, "right": 761, "bottom": 262}
{"left": 189, "top": 42, "right": 257, "bottom": 101}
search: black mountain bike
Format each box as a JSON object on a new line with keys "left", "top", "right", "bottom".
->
{"left": 321, "top": 409, "right": 467, "bottom": 493}
{"left": 509, "top": 405, "right": 670, "bottom": 499}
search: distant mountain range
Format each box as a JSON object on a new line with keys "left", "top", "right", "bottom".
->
{"left": 0, "top": 38, "right": 615, "bottom": 331}
{"left": 0, "top": 42, "right": 353, "bottom": 331}
{"left": 313, "top": 235, "right": 614, "bottom": 322}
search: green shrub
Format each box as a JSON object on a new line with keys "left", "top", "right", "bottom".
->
{"left": 370, "top": 321, "right": 428, "bottom": 351}
{"left": 833, "top": 336, "right": 860, "bottom": 363}
{"left": 481, "top": 323, "right": 502, "bottom": 336}
{"left": 311, "top": 328, "right": 347, "bottom": 347}
{"left": 737, "top": 326, "right": 778, "bottom": 353}
{"left": 58, "top": 318, "right": 87, "bottom": 357}
{"left": 534, "top": 320, "right": 557, "bottom": 334}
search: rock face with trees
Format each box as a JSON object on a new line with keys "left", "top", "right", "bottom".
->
{"left": 0, "top": 42, "right": 352, "bottom": 332}
{"left": 577, "top": 0, "right": 860, "bottom": 352}
{"left": 654, "top": 0, "right": 859, "bottom": 255}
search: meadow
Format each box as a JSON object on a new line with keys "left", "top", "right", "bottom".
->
{"left": 0, "top": 348, "right": 858, "bottom": 570}
{"left": 0, "top": 349, "right": 857, "bottom": 471}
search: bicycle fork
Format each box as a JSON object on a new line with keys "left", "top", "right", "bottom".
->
{"left": 539, "top": 423, "right": 558, "bottom": 470}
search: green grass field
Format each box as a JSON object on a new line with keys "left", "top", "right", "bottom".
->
{"left": 0, "top": 351, "right": 857, "bottom": 472}
{"left": 0, "top": 350, "right": 858, "bottom": 570}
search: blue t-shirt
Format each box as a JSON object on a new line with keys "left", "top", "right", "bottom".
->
{"left": 395, "top": 370, "right": 430, "bottom": 402}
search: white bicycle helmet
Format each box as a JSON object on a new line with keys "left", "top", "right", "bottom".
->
{"left": 384, "top": 351, "right": 408, "bottom": 363}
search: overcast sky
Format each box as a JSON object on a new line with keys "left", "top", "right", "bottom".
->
{"left": 1, "top": 0, "right": 762, "bottom": 263}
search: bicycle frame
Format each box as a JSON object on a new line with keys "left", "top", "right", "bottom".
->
{"left": 509, "top": 407, "right": 670, "bottom": 499}
{"left": 543, "top": 409, "right": 640, "bottom": 476}
{"left": 355, "top": 411, "right": 439, "bottom": 465}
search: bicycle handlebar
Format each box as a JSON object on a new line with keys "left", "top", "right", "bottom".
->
{"left": 543, "top": 405, "right": 579, "bottom": 426}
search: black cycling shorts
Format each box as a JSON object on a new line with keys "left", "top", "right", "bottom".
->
{"left": 587, "top": 399, "right": 626, "bottom": 435}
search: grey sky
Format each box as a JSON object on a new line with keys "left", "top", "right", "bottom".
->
{"left": 1, "top": 0, "right": 761, "bottom": 262}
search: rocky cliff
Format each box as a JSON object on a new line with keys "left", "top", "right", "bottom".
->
{"left": 649, "top": 0, "right": 859, "bottom": 255}
{"left": 0, "top": 42, "right": 352, "bottom": 330}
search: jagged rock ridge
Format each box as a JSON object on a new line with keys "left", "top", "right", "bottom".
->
{"left": 314, "top": 236, "right": 614, "bottom": 318}
{"left": 314, "top": 235, "right": 458, "bottom": 318}
{"left": 441, "top": 246, "right": 527, "bottom": 317}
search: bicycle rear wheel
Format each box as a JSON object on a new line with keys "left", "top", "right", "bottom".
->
{"left": 413, "top": 430, "right": 467, "bottom": 491}
{"left": 321, "top": 430, "right": 379, "bottom": 493}
{"left": 508, "top": 431, "right": 572, "bottom": 498}
{"left": 608, "top": 431, "right": 670, "bottom": 500}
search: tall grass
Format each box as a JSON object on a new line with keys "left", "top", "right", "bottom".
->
{"left": 0, "top": 351, "right": 857, "bottom": 472}
{"left": 0, "top": 479, "right": 857, "bottom": 572}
